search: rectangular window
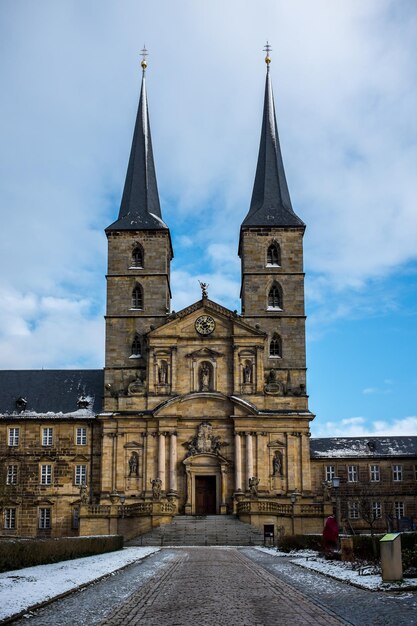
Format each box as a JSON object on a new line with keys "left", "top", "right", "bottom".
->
{"left": 370, "top": 465, "right": 380, "bottom": 482}
{"left": 392, "top": 465, "right": 403, "bottom": 481}
{"left": 348, "top": 501, "right": 360, "bottom": 519}
{"left": 75, "top": 465, "right": 87, "bottom": 486}
{"left": 394, "top": 502, "right": 405, "bottom": 519}
{"left": 76, "top": 427, "right": 87, "bottom": 446}
{"left": 6, "top": 465, "right": 18, "bottom": 485}
{"left": 8, "top": 428, "right": 19, "bottom": 447}
{"left": 325, "top": 465, "right": 336, "bottom": 481}
{"left": 4, "top": 508, "right": 16, "bottom": 529}
{"left": 347, "top": 465, "right": 358, "bottom": 482}
{"left": 42, "top": 427, "right": 53, "bottom": 447}
{"left": 40, "top": 464, "right": 52, "bottom": 485}
{"left": 39, "top": 508, "right": 51, "bottom": 529}
{"left": 372, "top": 501, "right": 382, "bottom": 519}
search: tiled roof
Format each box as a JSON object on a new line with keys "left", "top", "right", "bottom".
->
{"left": 310, "top": 437, "right": 417, "bottom": 458}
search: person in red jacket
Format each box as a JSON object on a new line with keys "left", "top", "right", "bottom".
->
{"left": 323, "top": 513, "right": 339, "bottom": 554}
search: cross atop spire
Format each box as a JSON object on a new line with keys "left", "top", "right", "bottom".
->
{"left": 106, "top": 54, "right": 169, "bottom": 233}
{"left": 141, "top": 45, "right": 148, "bottom": 72}
{"left": 240, "top": 46, "right": 304, "bottom": 229}
{"left": 263, "top": 41, "right": 272, "bottom": 68}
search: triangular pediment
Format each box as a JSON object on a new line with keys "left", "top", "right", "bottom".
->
{"left": 148, "top": 298, "right": 265, "bottom": 338}
{"left": 185, "top": 347, "right": 223, "bottom": 358}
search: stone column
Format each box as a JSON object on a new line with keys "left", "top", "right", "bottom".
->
{"left": 246, "top": 432, "right": 253, "bottom": 489}
{"left": 169, "top": 432, "right": 178, "bottom": 492}
{"left": 158, "top": 432, "right": 166, "bottom": 491}
{"left": 234, "top": 432, "right": 242, "bottom": 491}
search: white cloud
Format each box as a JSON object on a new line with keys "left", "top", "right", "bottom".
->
{"left": 312, "top": 416, "right": 417, "bottom": 437}
{"left": 341, "top": 417, "right": 365, "bottom": 425}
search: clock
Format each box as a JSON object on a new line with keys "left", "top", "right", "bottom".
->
{"left": 195, "top": 315, "right": 215, "bottom": 336}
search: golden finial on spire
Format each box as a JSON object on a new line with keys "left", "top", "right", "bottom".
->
{"left": 141, "top": 45, "right": 148, "bottom": 71}
{"left": 263, "top": 41, "right": 272, "bottom": 67}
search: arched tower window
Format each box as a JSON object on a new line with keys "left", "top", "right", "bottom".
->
{"left": 132, "top": 284, "right": 143, "bottom": 309}
{"left": 267, "top": 242, "right": 281, "bottom": 266}
{"left": 268, "top": 283, "right": 283, "bottom": 309}
{"left": 131, "top": 335, "right": 141, "bottom": 357}
{"left": 131, "top": 245, "right": 144, "bottom": 268}
{"left": 270, "top": 334, "right": 282, "bottom": 358}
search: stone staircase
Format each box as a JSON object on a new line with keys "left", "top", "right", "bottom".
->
{"left": 127, "top": 515, "right": 265, "bottom": 546}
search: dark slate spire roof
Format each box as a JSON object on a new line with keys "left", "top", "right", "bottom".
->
{"left": 241, "top": 64, "right": 304, "bottom": 229}
{"left": 106, "top": 65, "right": 167, "bottom": 231}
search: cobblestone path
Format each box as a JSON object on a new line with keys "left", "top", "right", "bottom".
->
{"left": 98, "top": 548, "right": 346, "bottom": 626}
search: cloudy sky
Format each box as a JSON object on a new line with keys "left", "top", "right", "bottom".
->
{"left": 1, "top": 0, "right": 416, "bottom": 437}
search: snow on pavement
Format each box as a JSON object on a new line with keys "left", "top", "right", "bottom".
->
{"left": 0, "top": 547, "right": 159, "bottom": 622}
{"left": 255, "top": 546, "right": 417, "bottom": 591}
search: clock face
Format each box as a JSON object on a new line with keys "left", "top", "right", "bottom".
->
{"left": 195, "top": 315, "right": 215, "bottom": 336}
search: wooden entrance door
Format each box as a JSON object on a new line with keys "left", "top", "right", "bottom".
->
{"left": 195, "top": 475, "right": 217, "bottom": 515}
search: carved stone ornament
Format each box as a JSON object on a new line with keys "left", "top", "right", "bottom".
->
{"left": 127, "top": 370, "right": 145, "bottom": 395}
{"left": 184, "top": 421, "right": 227, "bottom": 458}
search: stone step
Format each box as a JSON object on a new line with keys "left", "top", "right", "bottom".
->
{"left": 127, "top": 515, "right": 265, "bottom": 547}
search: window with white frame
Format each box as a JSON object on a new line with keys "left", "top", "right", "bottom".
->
{"left": 372, "top": 501, "right": 382, "bottom": 519}
{"left": 40, "top": 464, "right": 52, "bottom": 485}
{"left": 4, "top": 508, "right": 16, "bottom": 529}
{"left": 392, "top": 465, "right": 403, "bottom": 481}
{"left": 394, "top": 501, "right": 405, "bottom": 519}
{"left": 6, "top": 464, "right": 18, "bottom": 485}
{"left": 325, "top": 465, "right": 336, "bottom": 481}
{"left": 76, "top": 427, "right": 87, "bottom": 446}
{"left": 369, "top": 465, "right": 380, "bottom": 482}
{"left": 75, "top": 464, "right": 87, "bottom": 486}
{"left": 39, "top": 508, "right": 51, "bottom": 529}
{"left": 347, "top": 465, "right": 358, "bottom": 482}
{"left": 42, "top": 427, "right": 53, "bottom": 447}
{"left": 8, "top": 428, "right": 19, "bottom": 447}
{"left": 348, "top": 501, "right": 360, "bottom": 519}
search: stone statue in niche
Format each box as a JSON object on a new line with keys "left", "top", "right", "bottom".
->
{"left": 249, "top": 476, "right": 260, "bottom": 497}
{"left": 80, "top": 484, "right": 88, "bottom": 505}
{"left": 158, "top": 361, "right": 168, "bottom": 385}
{"left": 128, "top": 452, "right": 139, "bottom": 477}
{"left": 199, "top": 362, "right": 211, "bottom": 392}
{"left": 243, "top": 361, "right": 252, "bottom": 384}
{"left": 151, "top": 477, "right": 162, "bottom": 500}
{"left": 272, "top": 451, "right": 283, "bottom": 477}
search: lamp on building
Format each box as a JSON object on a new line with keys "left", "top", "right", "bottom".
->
{"left": 331, "top": 477, "right": 341, "bottom": 527}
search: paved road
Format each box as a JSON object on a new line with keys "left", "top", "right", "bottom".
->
{"left": 12, "top": 548, "right": 417, "bottom": 626}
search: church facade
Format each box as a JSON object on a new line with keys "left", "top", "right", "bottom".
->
{"left": 1, "top": 55, "right": 416, "bottom": 540}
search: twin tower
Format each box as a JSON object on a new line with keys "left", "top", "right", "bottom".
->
{"left": 99, "top": 53, "right": 320, "bottom": 531}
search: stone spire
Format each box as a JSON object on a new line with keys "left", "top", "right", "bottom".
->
{"left": 241, "top": 46, "right": 304, "bottom": 228}
{"left": 106, "top": 49, "right": 167, "bottom": 231}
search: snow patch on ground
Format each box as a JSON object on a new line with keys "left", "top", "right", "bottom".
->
{"left": 0, "top": 547, "right": 159, "bottom": 621}
{"left": 255, "top": 546, "right": 417, "bottom": 591}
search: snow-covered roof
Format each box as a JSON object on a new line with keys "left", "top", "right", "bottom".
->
{"left": 0, "top": 370, "right": 103, "bottom": 417}
{"left": 310, "top": 437, "right": 417, "bottom": 459}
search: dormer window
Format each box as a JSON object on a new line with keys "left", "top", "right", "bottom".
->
{"left": 15, "top": 397, "right": 27, "bottom": 412}
{"left": 267, "top": 242, "right": 281, "bottom": 266}
{"left": 131, "top": 245, "right": 144, "bottom": 268}
{"left": 132, "top": 284, "right": 143, "bottom": 309}
{"left": 268, "top": 283, "right": 283, "bottom": 310}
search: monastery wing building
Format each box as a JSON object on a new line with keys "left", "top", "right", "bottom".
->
{"left": 1, "top": 53, "right": 416, "bottom": 539}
